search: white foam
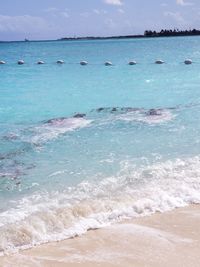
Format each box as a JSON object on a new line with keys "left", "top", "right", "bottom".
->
{"left": 116, "top": 109, "right": 174, "bottom": 124}
{"left": 108, "top": 224, "right": 192, "bottom": 244}
{"left": 31, "top": 118, "right": 92, "bottom": 144}
{"left": 1, "top": 156, "right": 200, "bottom": 255}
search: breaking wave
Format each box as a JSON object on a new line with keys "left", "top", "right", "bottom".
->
{"left": 1, "top": 155, "right": 200, "bottom": 255}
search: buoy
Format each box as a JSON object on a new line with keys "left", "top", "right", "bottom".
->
{"left": 184, "top": 59, "right": 192, "bottom": 65}
{"left": 0, "top": 61, "right": 6, "bottom": 64}
{"left": 80, "top": 61, "right": 88, "bottom": 65}
{"left": 155, "top": 60, "right": 164, "bottom": 64}
{"left": 57, "top": 60, "right": 64, "bottom": 64}
{"left": 37, "top": 61, "right": 45, "bottom": 64}
{"left": 18, "top": 60, "right": 24, "bottom": 65}
{"left": 129, "top": 61, "right": 137, "bottom": 65}
{"left": 105, "top": 61, "right": 113, "bottom": 66}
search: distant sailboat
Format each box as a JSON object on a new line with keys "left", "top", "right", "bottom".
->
{"left": 24, "top": 38, "right": 29, "bottom": 42}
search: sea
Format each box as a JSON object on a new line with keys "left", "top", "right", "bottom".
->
{"left": 1, "top": 36, "right": 200, "bottom": 255}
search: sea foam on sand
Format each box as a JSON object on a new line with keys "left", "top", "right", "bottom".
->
{"left": 1, "top": 205, "right": 200, "bottom": 267}
{"left": 1, "top": 156, "right": 200, "bottom": 256}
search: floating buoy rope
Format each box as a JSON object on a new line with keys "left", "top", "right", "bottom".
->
{"left": 0, "top": 59, "right": 195, "bottom": 66}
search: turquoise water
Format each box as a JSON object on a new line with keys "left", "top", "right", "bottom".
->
{"left": 1, "top": 36, "right": 200, "bottom": 254}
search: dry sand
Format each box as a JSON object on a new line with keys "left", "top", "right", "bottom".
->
{"left": 1, "top": 205, "right": 200, "bottom": 267}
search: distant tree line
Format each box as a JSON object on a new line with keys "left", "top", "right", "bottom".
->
{"left": 58, "top": 29, "right": 200, "bottom": 41}
{"left": 59, "top": 35, "right": 143, "bottom": 41}
{"left": 144, "top": 29, "right": 200, "bottom": 37}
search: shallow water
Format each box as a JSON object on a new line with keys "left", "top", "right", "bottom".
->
{"left": 1, "top": 36, "right": 200, "bottom": 254}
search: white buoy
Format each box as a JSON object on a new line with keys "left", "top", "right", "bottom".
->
{"left": 129, "top": 61, "right": 137, "bottom": 65}
{"left": 80, "top": 61, "right": 88, "bottom": 65}
{"left": 0, "top": 61, "right": 6, "bottom": 64}
{"left": 155, "top": 60, "right": 165, "bottom": 64}
{"left": 184, "top": 59, "right": 192, "bottom": 65}
{"left": 57, "top": 60, "right": 64, "bottom": 64}
{"left": 105, "top": 61, "right": 113, "bottom": 66}
{"left": 37, "top": 60, "right": 45, "bottom": 64}
{"left": 18, "top": 60, "right": 24, "bottom": 65}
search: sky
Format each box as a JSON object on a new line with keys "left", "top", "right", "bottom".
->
{"left": 0, "top": 0, "right": 199, "bottom": 41}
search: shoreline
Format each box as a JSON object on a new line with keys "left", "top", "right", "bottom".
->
{"left": 1, "top": 204, "right": 200, "bottom": 267}
{"left": 1, "top": 33, "right": 200, "bottom": 43}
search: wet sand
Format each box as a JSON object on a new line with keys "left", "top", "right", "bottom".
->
{"left": 1, "top": 205, "right": 200, "bottom": 267}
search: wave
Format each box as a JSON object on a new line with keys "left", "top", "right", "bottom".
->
{"left": 1, "top": 155, "right": 200, "bottom": 255}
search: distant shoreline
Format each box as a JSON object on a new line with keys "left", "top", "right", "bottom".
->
{"left": 1, "top": 30, "right": 200, "bottom": 43}
{"left": 59, "top": 34, "right": 145, "bottom": 41}
{"left": 59, "top": 29, "right": 200, "bottom": 41}
{"left": 59, "top": 34, "right": 200, "bottom": 41}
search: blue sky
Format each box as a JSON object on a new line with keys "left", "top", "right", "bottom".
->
{"left": 0, "top": 0, "right": 199, "bottom": 40}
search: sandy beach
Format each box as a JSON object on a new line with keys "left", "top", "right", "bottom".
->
{"left": 1, "top": 205, "right": 200, "bottom": 267}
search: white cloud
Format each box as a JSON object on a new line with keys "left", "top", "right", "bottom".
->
{"left": 93, "top": 9, "right": 100, "bottom": 14}
{"left": 118, "top": 8, "right": 125, "bottom": 13}
{"left": 104, "top": 0, "right": 123, "bottom": 6}
{"left": 161, "top": 3, "right": 168, "bottom": 7}
{"left": 104, "top": 18, "right": 116, "bottom": 28}
{"left": 80, "top": 12, "right": 90, "bottom": 18}
{"left": 45, "top": 7, "right": 70, "bottom": 19}
{"left": 0, "top": 15, "right": 50, "bottom": 33}
{"left": 93, "top": 9, "right": 108, "bottom": 15}
{"left": 61, "top": 12, "right": 70, "bottom": 18}
{"left": 44, "top": 7, "right": 58, "bottom": 13}
{"left": 176, "top": 0, "right": 193, "bottom": 6}
{"left": 164, "top": 11, "right": 186, "bottom": 24}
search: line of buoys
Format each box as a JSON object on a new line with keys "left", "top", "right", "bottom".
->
{"left": 0, "top": 59, "right": 194, "bottom": 65}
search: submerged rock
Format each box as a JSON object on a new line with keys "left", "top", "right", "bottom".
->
{"left": 73, "top": 113, "right": 86, "bottom": 118}
{"left": 45, "top": 117, "right": 67, "bottom": 124}
{"left": 146, "top": 109, "right": 162, "bottom": 116}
